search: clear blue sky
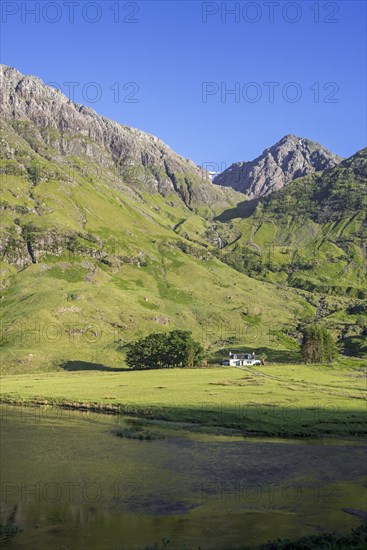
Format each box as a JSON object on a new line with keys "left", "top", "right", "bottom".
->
{"left": 1, "top": 0, "right": 366, "bottom": 168}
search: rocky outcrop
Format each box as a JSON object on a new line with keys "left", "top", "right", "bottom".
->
{"left": 213, "top": 134, "right": 343, "bottom": 198}
{"left": 0, "top": 65, "right": 238, "bottom": 210}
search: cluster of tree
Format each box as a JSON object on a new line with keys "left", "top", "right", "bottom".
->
{"left": 301, "top": 324, "right": 337, "bottom": 363}
{"left": 124, "top": 330, "right": 204, "bottom": 370}
{"left": 221, "top": 247, "right": 268, "bottom": 277}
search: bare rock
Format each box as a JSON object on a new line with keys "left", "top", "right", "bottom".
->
{"left": 214, "top": 134, "right": 343, "bottom": 198}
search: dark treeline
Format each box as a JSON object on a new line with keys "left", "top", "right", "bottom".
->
{"left": 124, "top": 330, "right": 204, "bottom": 370}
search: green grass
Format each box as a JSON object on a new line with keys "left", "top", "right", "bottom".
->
{"left": 217, "top": 151, "right": 367, "bottom": 299}
{"left": 131, "top": 524, "right": 367, "bottom": 550}
{"left": 1, "top": 362, "right": 366, "bottom": 437}
{"left": 1, "top": 118, "right": 322, "bottom": 373}
{"left": 1, "top": 120, "right": 366, "bottom": 376}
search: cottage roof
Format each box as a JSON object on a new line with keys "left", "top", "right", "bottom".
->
{"left": 228, "top": 353, "right": 258, "bottom": 359}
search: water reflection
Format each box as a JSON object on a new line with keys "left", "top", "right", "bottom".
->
{"left": 1, "top": 405, "right": 366, "bottom": 549}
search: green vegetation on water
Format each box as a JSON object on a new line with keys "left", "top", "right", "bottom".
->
{"left": 115, "top": 426, "right": 166, "bottom": 440}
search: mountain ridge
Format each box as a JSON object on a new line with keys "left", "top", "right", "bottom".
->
{"left": 216, "top": 147, "right": 367, "bottom": 302}
{"left": 213, "top": 134, "right": 343, "bottom": 198}
{"left": 0, "top": 64, "right": 242, "bottom": 213}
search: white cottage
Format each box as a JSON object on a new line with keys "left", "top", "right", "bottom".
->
{"left": 222, "top": 352, "right": 261, "bottom": 367}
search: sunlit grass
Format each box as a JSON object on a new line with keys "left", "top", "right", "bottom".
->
{"left": 1, "top": 363, "right": 365, "bottom": 437}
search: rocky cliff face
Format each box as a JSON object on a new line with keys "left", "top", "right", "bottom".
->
{"left": 213, "top": 134, "right": 343, "bottom": 199}
{"left": 0, "top": 65, "right": 238, "bottom": 211}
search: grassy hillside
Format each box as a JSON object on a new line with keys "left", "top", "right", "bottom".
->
{"left": 217, "top": 150, "right": 367, "bottom": 294}
{"left": 212, "top": 151, "right": 367, "bottom": 356}
{"left": 0, "top": 120, "right": 315, "bottom": 373}
{"left": 0, "top": 76, "right": 366, "bottom": 373}
{"left": 262, "top": 148, "right": 367, "bottom": 222}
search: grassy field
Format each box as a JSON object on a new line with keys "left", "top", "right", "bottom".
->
{"left": 1, "top": 362, "right": 366, "bottom": 438}
{"left": 0, "top": 120, "right": 316, "bottom": 374}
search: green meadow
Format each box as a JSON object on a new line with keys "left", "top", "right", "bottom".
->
{"left": 0, "top": 112, "right": 366, "bottom": 446}
{"left": 1, "top": 361, "right": 366, "bottom": 438}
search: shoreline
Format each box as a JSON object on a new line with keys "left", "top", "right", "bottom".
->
{"left": 1, "top": 396, "right": 366, "bottom": 441}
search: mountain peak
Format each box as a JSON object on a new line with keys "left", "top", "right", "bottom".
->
{"left": 280, "top": 134, "right": 299, "bottom": 142}
{"left": 0, "top": 64, "right": 245, "bottom": 212}
{"left": 214, "top": 135, "right": 343, "bottom": 198}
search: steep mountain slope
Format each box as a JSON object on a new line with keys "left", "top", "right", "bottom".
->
{"left": 216, "top": 150, "right": 367, "bottom": 343}
{"left": 0, "top": 67, "right": 314, "bottom": 373}
{"left": 262, "top": 148, "right": 367, "bottom": 222}
{"left": 0, "top": 65, "right": 240, "bottom": 214}
{"left": 213, "top": 134, "right": 342, "bottom": 198}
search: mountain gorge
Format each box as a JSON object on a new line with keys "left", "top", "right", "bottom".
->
{"left": 0, "top": 65, "right": 366, "bottom": 373}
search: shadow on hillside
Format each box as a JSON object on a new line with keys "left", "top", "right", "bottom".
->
{"left": 256, "top": 347, "right": 302, "bottom": 363}
{"left": 60, "top": 360, "right": 127, "bottom": 372}
{"left": 341, "top": 336, "right": 367, "bottom": 358}
{"left": 209, "top": 347, "right": 302, "bottom": 365}
{"left": 214, "top": 199, "right": 259, "bottom": 222}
